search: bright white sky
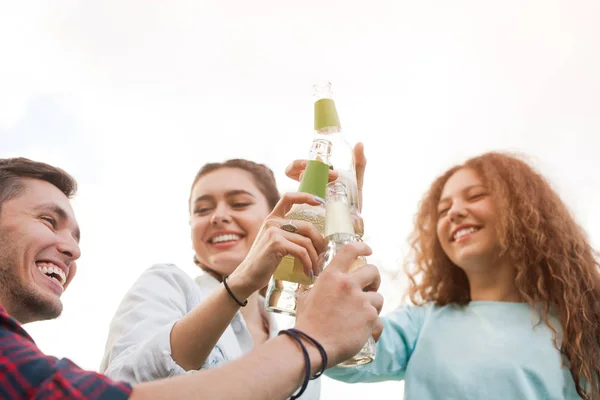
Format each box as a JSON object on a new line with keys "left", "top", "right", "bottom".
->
{"left": 1, "top": 1, "right": 599, "bottom": 398}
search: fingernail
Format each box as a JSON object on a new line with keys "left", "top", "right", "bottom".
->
{"left": 309, "top": 270, "right": 314, "bottom": 280}
{"left": 314, "top": 196, "right": 325, "bottom": 204}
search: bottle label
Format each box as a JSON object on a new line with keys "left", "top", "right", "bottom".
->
{"left": 297, "top": 160, "right": 329, "bottom": 198}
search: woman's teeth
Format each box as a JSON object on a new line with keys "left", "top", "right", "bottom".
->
{"left": 454, "top": 227, "right": 479, "bottom": 241}
{"left": 211, "top": 234, "right": 242, "bottom": 244}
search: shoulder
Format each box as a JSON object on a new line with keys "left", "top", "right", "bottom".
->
{"left": 0, "top": 306, "right": 37, "bottom": 353}
{"left": 120, "top": 263, "right": 200, "bottom": 304}
{"left": 136, "top": 263, "right": 196, "bottom": 287}
{"left": 143, "top": 263, "right": 190, "bottom": 278}
{"left": 387, "top": 302, "right": 431, "bottom": 322}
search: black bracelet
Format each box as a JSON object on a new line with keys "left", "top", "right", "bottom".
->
{"left": 288, "top": 328, "right": 328, "bottom": 379}
{"left": 222, "top": 275, "right": 248, "bottom": 307}
{"left": 278, "top": 330, "right": 311, "bottom": 399}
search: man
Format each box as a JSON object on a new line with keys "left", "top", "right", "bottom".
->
{"left": 0, "top": 157, "right": 383, "bottom": 399}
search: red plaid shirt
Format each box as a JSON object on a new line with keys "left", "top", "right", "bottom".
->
{"left": 0, "top": 305, "right": 132, "bottom": 399}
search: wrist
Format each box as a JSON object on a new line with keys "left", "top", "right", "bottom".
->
{"left": 225, "top": 269, "right": 256, "bottom": 302}
{"left": 298, "top": 337, "right": 325, "bottom": 376}
{"left": 279, "top": 334, "right": 322, "bottom": 372}
{"left": 280, "top": 329, "right": 327, "bottom": 376}
{"left": 293, "top": 325, "right": 335, "bottom": 368}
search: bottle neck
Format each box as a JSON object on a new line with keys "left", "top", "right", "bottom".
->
{"left": 325, "top": 232, "right": 361, "bottom": 245}
{"left": 297, "top": 160, "right": 329, "bottom": 198}
{"left": 314, "top": 98, "right": 341, "bottom": 131}
{"left": 307, "top": 138, "right": 332, "bottom": 163}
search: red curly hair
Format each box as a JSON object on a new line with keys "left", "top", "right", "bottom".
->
{"left": 404, "top": 152, "right": 600, "bottom": 399}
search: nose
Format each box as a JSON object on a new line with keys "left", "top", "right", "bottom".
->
{"left": 58, "top": 233, "right": 81, "bottom": 261}
{"left": 448, "top": 201, "right": 468, "bottom": 223}
{"left": 210, "top": 203, "right": 232, "bottom": 225}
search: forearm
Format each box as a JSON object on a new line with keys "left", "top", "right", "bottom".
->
{"left": 132, "top": 334, "right": 321, "bottom": 400}
{"left": 170, "top": 274, "right": 253, "bottom": 371}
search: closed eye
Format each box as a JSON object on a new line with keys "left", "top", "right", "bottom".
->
{"left": 40, "top": 216, "right": 56, "bottom": 227}
{"left": 194, "top": 207, "right": 212, "bottom": 215}
{"left": 232, "top": 202, "right": 252, "bottom": 209}
{"left": 437, "top": 208, "right": 450, "bottom": 217}
{"left": 469, "top": 192, "right": 488, "bottom": 201}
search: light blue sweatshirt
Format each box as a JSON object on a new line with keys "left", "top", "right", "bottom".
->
{"left": 326, "top": 302, "right": 582, "bottom": 399}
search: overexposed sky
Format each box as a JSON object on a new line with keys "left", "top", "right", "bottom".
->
{"left": 1, "top": 1, "right": 599, "bottom": 398}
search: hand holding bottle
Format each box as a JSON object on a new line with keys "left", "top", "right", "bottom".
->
{"left": 229, "top": 192, "right": 327, "bottom": 300}
{"left": 294, "top": 241, "right": 384, "bottom": 367}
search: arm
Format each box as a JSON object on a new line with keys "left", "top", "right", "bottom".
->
{"left": 101, "top": 264, "right": 246, "bottom": 382}
{"left": 2, "top": 239, "right": 383, "bottom": 400}
{"left": 131, "top": 334, "right": 322, "bottom": 400}
{"left": 132, "top": 240, "right": 384, "bottom": 400}
{"left": 169, "top": 273, "right": 253, "bottom": 372}
{"left": 324, "top": 304, "right": 427, "bottom": 383}
{"left": 1, "top": 305, "right": 315, "bottom": 400}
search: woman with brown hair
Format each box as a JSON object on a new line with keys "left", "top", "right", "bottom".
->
{"left": 99, "top": 158, "right": 332, "bottom": 398}
{"left": 326, "top": 152, "right": 600, "bottom": 399}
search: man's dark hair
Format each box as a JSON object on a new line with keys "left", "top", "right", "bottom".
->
{"left": 0, "top": 157, "right": 77, "bottom": 213}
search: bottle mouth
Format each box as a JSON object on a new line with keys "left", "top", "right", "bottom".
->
{"left": 327, "top": 179, "right": 348, "bottom": 193}
{"left": 313, "top": 81, "right": 333, "bottom": 100}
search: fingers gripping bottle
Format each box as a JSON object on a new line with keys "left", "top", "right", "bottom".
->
{"left": 265, "top": 139, "right": 331, "bottom": 316}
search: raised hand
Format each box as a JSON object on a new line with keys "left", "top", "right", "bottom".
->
{"left": 285, "top": 142, "right": 367, "bottom": 212}
{"left": 229, "top": 192, "right": 327, "bottom": 298}
{"left": 294, "top": 241, "right": 384, "bottom": 367}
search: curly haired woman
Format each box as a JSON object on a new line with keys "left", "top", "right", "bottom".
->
{"left": 326, "top": 152, "right": 600, "bottom": 399}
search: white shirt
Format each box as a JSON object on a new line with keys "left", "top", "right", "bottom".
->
{"left": 100, "top": 263, "right": 321, "bottom": 399}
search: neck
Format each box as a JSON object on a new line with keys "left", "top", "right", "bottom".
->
{"left": 466, "top": 258, "right": 521, "bottom": 302}
{"left": 0, "top": 297, "right": 33, "bottom": 324}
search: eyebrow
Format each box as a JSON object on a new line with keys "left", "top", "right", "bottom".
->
{"left": 438, "top": 184, "right": 488, "bottom": 205}
{"left": 193, "top": 189, "right": 257, "bottom": 204}
{"left": 35, "top": 203, "right": 81, "bottom": 243}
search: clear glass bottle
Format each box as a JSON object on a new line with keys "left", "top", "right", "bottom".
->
{"left": 265, "top": 139, "right": 331, "bottom": 316}
{"left": 313, "top": 81, "right": 363, "bottom": 237}
{"left": 320, "top": 180, "right": 376, "bottom": 367}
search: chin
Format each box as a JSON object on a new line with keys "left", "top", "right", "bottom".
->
{"left": 454, "top": 254, "right": 491, "bottom": 272}
{"left": 27, "top": 295, "right": 64, "bottom": 322}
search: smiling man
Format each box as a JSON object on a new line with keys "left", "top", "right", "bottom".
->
{"left": 0, "top": 157, "right": 383, "bottom": 400}
{"left": 0, "top": 158, "right": 80, "bottom": 324}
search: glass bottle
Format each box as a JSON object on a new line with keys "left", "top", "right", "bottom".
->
{"left": 320, "top": 180, "right": 376, "bottom": 367}
{"left": 313, "top": 81, "right": 363, "bottom": 237}
{"left": 265, "top": 139, "right": 331, "bottom": 316}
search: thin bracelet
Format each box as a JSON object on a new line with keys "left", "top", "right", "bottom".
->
{"left": 222, "top": 275, "right": 248, "bottom": 307}
{"left": 288, "top": 328, "right": 328, "bottom": 378}
{"left": 278, "top": 330, "right": 311, "bottom": 399}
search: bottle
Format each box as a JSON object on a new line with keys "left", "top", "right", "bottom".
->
{"left": 320, "top": 180, "right": 376, "bottom": 367}
{"left": 313, "top": 81, "right": 363, "bottom": 237}
{"left": 265, "top": 138, "right": 331, "bottom": 316}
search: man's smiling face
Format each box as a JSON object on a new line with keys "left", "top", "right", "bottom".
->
{"left": 0, "top": 178, "right": 80, "bottom": 324}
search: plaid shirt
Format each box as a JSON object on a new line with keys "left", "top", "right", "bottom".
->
{"left": 0, "top": 305, "right": 132, "bottom": 399}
